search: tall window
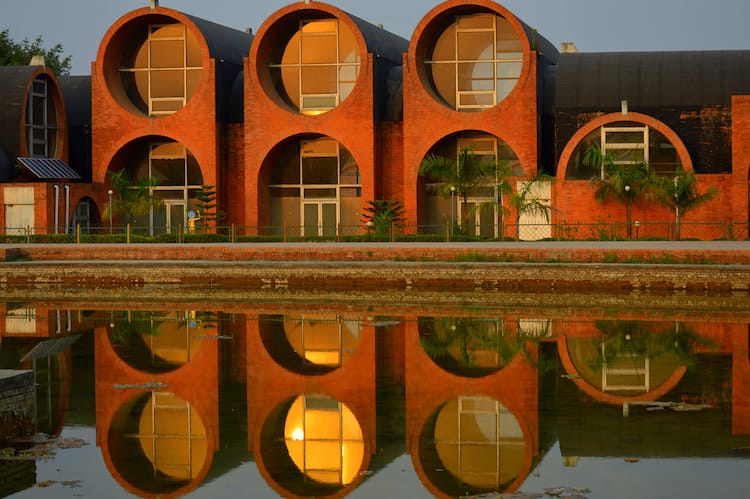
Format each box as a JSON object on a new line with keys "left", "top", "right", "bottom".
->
{"left": 124, "top": 141, "right": 203, "bottom": 235}
{"left": 426, "top": 13, "right": 523, "bottom": 111}
{"left": 26, "top": 76, "right": 58, "bottom": 157}
{"left": 270, "top": 19, "right": 360, "bottom": 115}
{"left": 269, "top": 137, "right": 361, "bottom": 237}
{"left": 119, "top": 23, "right": 202, "bottom": 116}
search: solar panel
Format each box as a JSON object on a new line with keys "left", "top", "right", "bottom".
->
{"left": 16, "top": 157, "right": 82, "bottom": 180}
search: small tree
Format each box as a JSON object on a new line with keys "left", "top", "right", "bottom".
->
{"left": 102, "top": 170, "right": 161, "bottom": 228}
{"left": 653, "top": 167, "right": 717, "bottom": 240}
{"left": 194, "top": 185, "right": 225, "bottom": 231}
{"left": 419, "top": 148, "right": 507, "bottom": 235}
{"left": 361, "top": 200, "right": 404, "bottom": 238}
{"left": 593, "top": 160, "right": 658, "bottom": 239}
{"left": 509, "top": 172, "right": 555, "bottom": 240}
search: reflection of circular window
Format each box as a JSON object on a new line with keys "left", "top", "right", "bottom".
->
{"left": 419, "top": 396, "right": 526, "bottom": 495}
{"left": 284, "top": 395, "right": 364, "bottom": 485}
{"left": 107, "top": 312, "right": 204, "bottom": 373}
{"left": 108, "top": 392, "right": 208, "bottom": 494}
{"left": 426, "top": 12, "right": 522, "bottom": 111}
{"left": 419, "top": 317, "right": 519, "bottom": 377}
{"left": 104, "top": 15, "right": 203, "bottom": 116}
{"left": 268, "top": 17, "right": 360, "bottom": 115}
{"left": 259, "top": 395, "right": 365, "bottom": 496}
{"left": 260, "top": 315, "right": 361, "bottom": 374}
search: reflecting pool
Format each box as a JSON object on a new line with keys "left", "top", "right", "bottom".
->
{"left": 1, "top": 297, "right": 749, "bottom": 498}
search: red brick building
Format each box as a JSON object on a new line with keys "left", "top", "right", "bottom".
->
{"left": 3, "top": 1, "right": 750, "bottom": 238}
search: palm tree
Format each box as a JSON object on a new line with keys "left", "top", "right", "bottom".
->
{"left": 593, "top": 160, "right": 658, "bottom": 239}
{"left": 653, "top": 166, "right": 717, "bottom": 240}
{"left": 419, "top": 148, "right": 510, "bottom": 236}
{"left": 102, "top": 169, "right": 161, "bottom": 229}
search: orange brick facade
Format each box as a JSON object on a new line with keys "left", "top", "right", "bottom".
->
{"left": 2, "top": 0, "right": 750, "bottom": 235}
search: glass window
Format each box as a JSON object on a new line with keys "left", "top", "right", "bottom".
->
{"left": 118, "top": 22, "right": 203, "bottom": 116}
{"left": 271, "top": 18, "right": 360, "bottom": 114}
{"left": 25, "top": 75, "right": 58, "bottom": 158}
{"left": 426, "top": 13, "right": 523, "bottom": 111}
{"left": 269, "top": 138, "right": 361, "bottom": 237}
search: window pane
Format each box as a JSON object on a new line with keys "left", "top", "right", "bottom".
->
{"left": 497, "top": 61, "right": 522, "bottom": 79}
{"left": 301, "top": 35, "right": 337, "bottom": 64}
{"left": 152, "top": 159, "right": 185, "bottom": 185}
{"left": 457, "top": 32, "right": 494, "bottom": 61}
{"left": 151, "top": 100, "right": 183, "bottom": 113}
{"left": 339, "top": 149, "right": 360, "bottom": 184}
{"left": 339, "top": 25, "right": 358, "bottom": 63}
{"left": 457, "top": 13, "right": 494, "bottom": 29}
{"left": 187, "top": 155, "right": 203, "bottom": 186}
{"left": 430, "top": 25, "right": 456, "bottom": 62}
{"left": 458, "top": 62, "right": 494, "bottom": 91}
{"left": 301, "top": 20, "right": 337, "bottom": 34}
{"left": 606, "top": 131, "right": 645, "bottom": 144}
{"left": 302, "top": 139, "right": 338, "bottom": 156}
{"left": 151, "top": 70, "right": 184, "bottom": 98}
{"left": 186, "top": 69, "right": 201, "bottom": 99}
{"left": 150, "top": 40, "right": 184, "bottom": 68}
{"left": 151, "top": 142, "right": 184, "bottom": 158}
{"left": 303, "top": 157, "right": 338, "bottom": 184}
{"left": 186, "top": 32, "right": 202, "bottom": 67}
{"left": 32, "top": 95, "right": 45, "bottom": 123}
{"left": 151, "top": 24, "right": 183, "bottom": 38}
{"left": 609, "top": 149, "right": 645, "bottom": 162}
{"left": 301, "top": 66, "right": 337, "bottom": 94}
{"left": 459, "top": 92, "right": 495, "bottom": 108}
{"left": 304, "top": 188, "right": 336, "bottom": 198}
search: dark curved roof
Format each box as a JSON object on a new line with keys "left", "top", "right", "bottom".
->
{"left": 556, "top": 51, "right": 750, "bottom": 109}
{"left": 348, "top": 14, "right": 409, "bottom": 66}
{"left": 184, "top": 14, "right": 253, "bottom": 66}
{"left": 0, "top": 66, "right": 37, "bottom": 162}
{"left": 0, "top": 147, "right": 12, "bottom": 181}
{"left": 58, "top": 76, "right": 92, "bottom": 180}
{"left": 227, "top": 70, "right": 244, "bottom": 124}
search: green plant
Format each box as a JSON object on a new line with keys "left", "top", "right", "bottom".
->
{"left": 103, "top": 169, "right": 161, "bottom": 226}
{"left": 593, "top": 161, "right": 660, "bottom": 239}
{"left": 194, "top": 185, "right": 226, "bottom": 231}
{"left": 653, "top": 166, "right": 717, "bottom": 240}
{"left": 361, "top": 200, "right": 404, "bottom": 238}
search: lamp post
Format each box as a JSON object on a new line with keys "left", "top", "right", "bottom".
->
{"left": 624, "top": 185, "right": 632, "bottom": 239}
{"left": 107, "top": 189, "right": 113, "bottom": 234}
{"left": 449, "top": 185, "right": 456, "bottom": 237}
{"left": 634, "top": 221, "right": 640, "bottom": 240}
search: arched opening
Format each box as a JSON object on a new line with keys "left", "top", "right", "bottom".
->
{"left": 264, "top": 135, "right": 361, "bottom": 237}
{"left": 107, "top": 138, "right": 204, "bottom": 235}
{"left": 418, "top": 132, "right": 520, "bottom": 237}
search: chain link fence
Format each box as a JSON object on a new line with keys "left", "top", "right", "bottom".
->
{"left": 2, "top": 220, "right": 749, "bottom": 244}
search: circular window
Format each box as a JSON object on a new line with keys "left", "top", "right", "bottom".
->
{"left": 104, "top": 15, "right": 203, "bottom": 116}
{"left": 425, "top": 12, "right": 522, "bottom": 111}
{"left": 268, "top": 16, "right": 360, "bottom": 115}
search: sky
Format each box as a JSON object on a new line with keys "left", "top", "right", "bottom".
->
{"left": 3, "top": 0, "right": 750, "bottom": 75}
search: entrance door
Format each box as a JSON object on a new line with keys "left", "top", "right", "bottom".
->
{"left": 303, "top": 201, "right": 337, "bottom": 237}
{"left": 163, "top": 200, "right": 186, "bottom": 234}
{"left": 3, "top": 187, "right": 35, "bottom": 235}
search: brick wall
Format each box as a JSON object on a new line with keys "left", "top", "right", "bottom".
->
{"left": 0, "top": 370, "right": 35, "bottom": 444}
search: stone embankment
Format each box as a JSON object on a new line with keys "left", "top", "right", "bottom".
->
{"left": 1, "top": 242, "right": 750, "bottom": 302}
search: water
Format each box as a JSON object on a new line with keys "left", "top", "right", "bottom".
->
{"left": 1, "top": 298, "right": 749, "bottom": 498}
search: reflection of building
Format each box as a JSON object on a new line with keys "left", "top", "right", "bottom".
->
{"left": 94, "top": 311, "right": 221, "bottom": 497}
{"left": 405, "top": 314, "right": 547, "bottom": 497}
{"left": 246, "top": 312, "right": 379, "bottom": 497}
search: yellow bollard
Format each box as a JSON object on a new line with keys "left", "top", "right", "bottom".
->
{"left": 127, "top": 224, "right": 131, "bottom": 244}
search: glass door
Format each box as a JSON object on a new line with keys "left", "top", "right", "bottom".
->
{"left": 163, "top": 200, "right": 186, "bottom": 233}
{"left": 303, "top": 201, "right": 337, "bottom": 237}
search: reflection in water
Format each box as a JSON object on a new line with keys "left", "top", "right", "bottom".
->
{"left": 107, "top": 311, "right": 213, "bottom": 373}
{"left": 108, "top": 391, "right": 208, "bottom": 493}
{"left": 260, "top": 314, "right": 361, "bottom": 374}
{"left": 283, "top": 394, "right": 364, "bottom": 485}
{"left": 419, "top": 317, "right": 548, "bottom": 377}
{"left": 431, "top": 396, "right": 525, "bottom": 491}
{"left": 1, "top": 303, "right": 749, "bottom": 499}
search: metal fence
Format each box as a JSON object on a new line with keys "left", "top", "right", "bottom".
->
{"left": 2, "top": 221, "right": 749, "bottom": 244}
